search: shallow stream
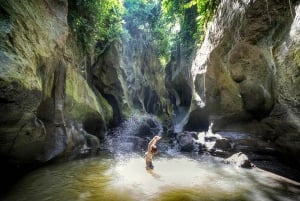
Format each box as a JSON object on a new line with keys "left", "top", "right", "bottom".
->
{"left": 3, "top": 153, "right": 300, "bottom": 201}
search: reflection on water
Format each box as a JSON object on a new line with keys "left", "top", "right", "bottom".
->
{"left": 3, "top": 154, "right": 300, "bottom": 201}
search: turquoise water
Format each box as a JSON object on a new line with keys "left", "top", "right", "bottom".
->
{"left": 3, "top": 154, "right": 300, "bottom": 201}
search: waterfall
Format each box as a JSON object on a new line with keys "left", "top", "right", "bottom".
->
{"left": 173, "top": 106, "right": 190, "bottom": 133}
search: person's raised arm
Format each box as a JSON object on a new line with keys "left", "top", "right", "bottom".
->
{"left": 147, "top": 135, "right": 161, "bottom": 152}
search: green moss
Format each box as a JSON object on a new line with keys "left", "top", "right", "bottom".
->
{"left": 120, "top": 102, "right": 132, "bottom": 119}
{"left": 94, "top": 89, "right": 113, "bottom": 122}
{"left": 65, "top": 65, "right": 113, "bottom": 122}
{"left": 65, "top": 65, "right": 99, "bottom": 111}
{"left": 292, "top": 48, "right": 300, "bottom": 67}
{"left": 64, "top": 99, "right": 97, "bottom": 121}
{"left": 0, "top": 0, "right": 69, "bottom": 92}
{"left": 0, "top": 51, "right": 42, "bottom": 90}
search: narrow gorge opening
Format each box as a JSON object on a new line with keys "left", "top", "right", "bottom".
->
{"left": 1, "top": 0, "right": 300, "bottom": 200}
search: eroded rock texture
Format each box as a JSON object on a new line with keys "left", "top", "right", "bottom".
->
{"left": 0, "top": 0, "right": 115, "bottom": 175}
{"left": 0, "top": 0, "right": 172, "bottom": 186}
{"left": 93, "top": 31, "right": 172, "bottom": 127}
{"left": 190, "top": 0, "right": 300, "bottom": 166}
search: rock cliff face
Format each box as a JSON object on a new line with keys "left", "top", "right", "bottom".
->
{"left": 186, "top": 0, "right": 300, "bottom": 165}
{"left": 0, "top": 0, "right": 171, "bottom": 184}
{"left": 0, "top": 0, "right": 112, "bottom": 169}
{"left": 93, "top": 29, "right": 172, "bottom": 127}
{"left": 1, "top": 0, "right": 299, "bottom": 188}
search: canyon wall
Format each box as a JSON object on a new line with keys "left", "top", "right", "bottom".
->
{"left": 187, "top": 0, "right": 300, "bottom": 164}
{"left": 0, "top": 0, "right": 113, "bottom": 168}
{"left": 0, "top": 0, "right": 171, "bottom": 183}
{"left": 93, "top": 31, "right": 172, "bottom": 127}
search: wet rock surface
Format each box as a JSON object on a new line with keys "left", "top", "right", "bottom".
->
{"left": 104, "top": 114, "right": 164, "bottom": 154}
{"left": 201, "top": 130, "right": 300, "bottom": 181}
{"left": 224, "top": 152, "right": 254, "bottom": 168}
{"left": 176, "top": 131, "right": 200, "bottom": 152}
{"left": 187, "top": 0, "right": 300, "bottom": 170}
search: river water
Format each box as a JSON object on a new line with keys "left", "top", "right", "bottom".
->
{"left": 2, "top": 114, "right": 300, "bottom": 200}
{"left": 3, "top": 152, "right": 300, "bottom": 201}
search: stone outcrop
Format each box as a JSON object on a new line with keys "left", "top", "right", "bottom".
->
{"left": 225, "top": 152, "right": 254, "bottom": 168}
{"left": 0, "top": 0, "right": 112, "bottom": 180}
{"left": 180, "top": 0, "right": 300, "bottom": 166}
{"left": 176, "top": 131, "right": 200, "bottom": 152}
{"left": 93, "top": 29, "right": 172, "bottom": 126}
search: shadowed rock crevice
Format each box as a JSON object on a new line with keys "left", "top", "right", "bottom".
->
{"left": 144, "top": 86, "right": 161, "bottom": 114}
{"left": 99, "top": 92, "right": 121, "bottom": 128}
{"left": 184, "top": 108, "right": 209, "bottom": 132}
{"left": 165, "top": 45, "right": 196, "bottom": 133}
{"left": 173, "top": 79, "right": 192, "bottom": 108}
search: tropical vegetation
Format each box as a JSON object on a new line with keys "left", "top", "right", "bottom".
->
{"left": 68, "top": 0, "right": 221, "bottom": 57}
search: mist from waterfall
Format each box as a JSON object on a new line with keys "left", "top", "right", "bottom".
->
{"left": 104, "top": 114, "right": 163, "bottom": 155}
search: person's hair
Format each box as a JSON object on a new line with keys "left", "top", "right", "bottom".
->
{"left": 151, "top": 146, "right": 158, "bottom": 154}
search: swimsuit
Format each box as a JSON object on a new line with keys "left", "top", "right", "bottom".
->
{"left": 145, "top": 152, "right": 154, "bottom": 169}
{"left": 146, "top": 161, "right": 154, "bottom": 170}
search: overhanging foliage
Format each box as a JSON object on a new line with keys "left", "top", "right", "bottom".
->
{"left": 68, "top": 0, "right": 124, "bottom": 54}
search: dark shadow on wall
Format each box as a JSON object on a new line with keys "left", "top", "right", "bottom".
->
{"left": 144, "top": 86, "right": 161, "bottom": 114}
{"left": 173, "top": 79, "right": 192, "bottom": 108}
{"left": 83, "top": 113, "right": 106, "bottom": 140}
{"left": 184, "top": 108, "right": 209, "bottom": 132}
{"left": 100, "top": 93, "right": 122, "bottom": 128}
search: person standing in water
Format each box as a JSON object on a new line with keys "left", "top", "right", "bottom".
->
{"left": 145, "top": 135, "right": 161, "bottom": 170}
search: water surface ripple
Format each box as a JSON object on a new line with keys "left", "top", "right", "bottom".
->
{"left": 3, "top": 154, "right": 300, "bottom": 201}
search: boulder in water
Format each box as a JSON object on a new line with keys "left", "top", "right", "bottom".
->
{"left": 176, "top": 131, "right": 199, "bottom": 152}
{"left": 225, "top": 152, "right": 254, "bottom": 168}
{"left": 207, "top": 137, "right": 233, "bottom": 151}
